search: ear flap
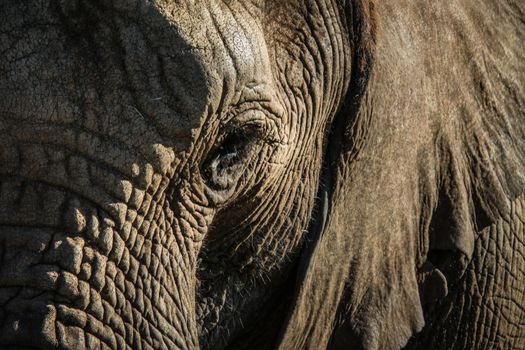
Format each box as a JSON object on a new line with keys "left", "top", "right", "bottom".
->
{"left": 415, "top": 0, "right": 525, "bottom": 315}
{"left": 276, "top": 1, "right": 428, "bottom": 349}
{"left": 277, "top": 0, "right": 525, "bottom": 348}
{"left": 418, "top": 13, "right": 525, "bottom": 316}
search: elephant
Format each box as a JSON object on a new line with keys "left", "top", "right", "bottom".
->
{"left": 0, "top": 0, "right": 524, "bottom": 349}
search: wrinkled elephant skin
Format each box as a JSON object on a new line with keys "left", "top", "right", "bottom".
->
{"left": 0, "top": 1, "right": 524, "bottom": 350}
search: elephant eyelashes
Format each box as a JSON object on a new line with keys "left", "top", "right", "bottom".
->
{"left": 202, "top": 125, "right": 263, "bottom": 191}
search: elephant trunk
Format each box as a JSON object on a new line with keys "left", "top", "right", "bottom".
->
{"left": 0, "top": 121, "right": 202, "bottom": 349}
{"left": 0, "top": 1, "right": 211, "bottom": 346}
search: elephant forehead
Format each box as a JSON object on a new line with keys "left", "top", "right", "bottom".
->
{"left": 158, "top": 1, "right": 275, "bottom": 111}
{"left": 110, "top": 0, "right": 276, "bottom": 152}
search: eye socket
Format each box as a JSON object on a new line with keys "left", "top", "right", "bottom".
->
{"left": 202, "top": 124, "right": 264, "bottom": 191}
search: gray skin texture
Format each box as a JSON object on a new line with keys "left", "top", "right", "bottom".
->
{"left": 0, "top": 1, "right": 524, "bottom": 350}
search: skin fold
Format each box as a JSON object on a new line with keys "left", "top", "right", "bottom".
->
{"left": 0, "top": 1, "right": 523, "bottom": 349}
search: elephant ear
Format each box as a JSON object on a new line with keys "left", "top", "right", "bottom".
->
{"left": 276, "top": 1, "right": 428, "bottom": 349}
{"left": 420, "top": 0, "right": 525, "bottom": 312}
{"left": 277, "top": 1, "right": 525, "bottom": 349}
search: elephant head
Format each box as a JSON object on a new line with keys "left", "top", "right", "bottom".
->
{"left": 0, "top": 0, "right": 524, "bottom": 349}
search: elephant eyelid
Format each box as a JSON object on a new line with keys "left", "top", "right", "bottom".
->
{"left": 223, "top": 108, "right": 282, "bottom": 145}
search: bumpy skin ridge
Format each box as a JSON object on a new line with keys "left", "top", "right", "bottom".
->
{"left": 406, "top": 194, "right": 525, "bottom": 350}
{"left": 0, "top": 179, "right": 200, "bottom": 349}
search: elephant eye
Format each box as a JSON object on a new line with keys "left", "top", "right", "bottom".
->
{"left": 202, "top": 124, "right": 263, "bottom": 191}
